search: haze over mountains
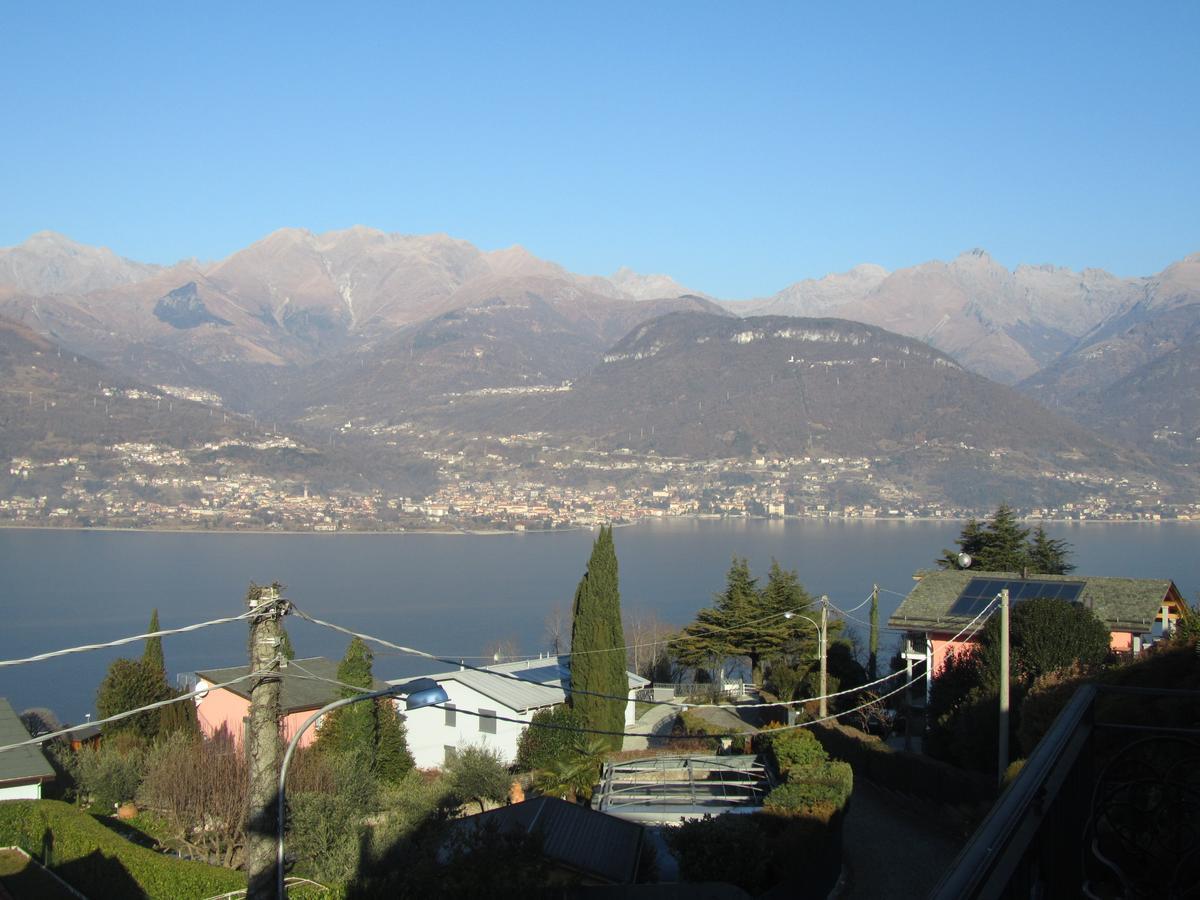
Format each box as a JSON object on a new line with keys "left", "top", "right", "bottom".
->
{"left": 2, "top": 227, "right": 1199, "bottom": 508}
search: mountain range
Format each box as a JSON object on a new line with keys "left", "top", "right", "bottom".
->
{"left": 1, "top": 228, "right": 1198, "bottom": 503}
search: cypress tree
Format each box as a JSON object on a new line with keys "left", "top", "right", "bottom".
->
{"left": 143, "top": 608, "right": 165, "bottom": 678}
{"left": 318, "top": 638, "right": 378, "bottom": 766}
{"left": 317, "top": 637, "right": 413, "bottom": 781}
{"left": 568, "top": 526, "right": 626, "bottom": 748}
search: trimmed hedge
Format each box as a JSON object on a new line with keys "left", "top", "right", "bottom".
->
{"left": 0, "top": 799, "right": 245, "bottom": 899}
{"left": 756, "top": 727, "right": 828, "bottom": 777}
{"left": 809, "top": 722, "right": 992, "bottom": 806}
{"left": 764, "top": 761, "right": 853, "bottom": 816}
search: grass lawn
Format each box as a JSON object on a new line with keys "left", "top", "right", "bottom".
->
{"left": 0, "top": 848, "right": 78, "bottom": 900}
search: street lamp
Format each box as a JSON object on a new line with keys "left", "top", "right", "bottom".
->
{"left": 275, "top": 677, "right": 449, "bottom": 898}
{"left": 787, "top": 595, "right": 829, "bottom": 717}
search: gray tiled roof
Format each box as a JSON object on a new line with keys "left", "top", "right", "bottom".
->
{"left": 450, "top": 795, "right": 644, "bottom": 883}
{"left": 0, "top": 697, "right": 55, "bottom": 785}
{"left": 390, "top": 655, "right": 648, "bottom": 713}
{"left": 195, "top": 657, "right": 388, "bottom": 713}
{"left": 888, "top": 569, "right": 1180, "bottom": 633}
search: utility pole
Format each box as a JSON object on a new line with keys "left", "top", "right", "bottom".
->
{"left": 818, "top": 594, "right": 829, "bottom": 719}
{"left": 245, "top": 583, "right": 287, "bottom": 899}
{"left": 998, "top": 588, "right": 1010, "bottom": 785}
{"left": 868, "top": 584, "right": 879, "bottom": 681}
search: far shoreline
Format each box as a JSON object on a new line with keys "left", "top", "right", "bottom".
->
{"left": 0, "top": 515, "right": 1193, "bottom": 538}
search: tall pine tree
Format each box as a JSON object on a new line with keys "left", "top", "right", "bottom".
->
{"left": 568, "top": 526, "right": 626, "bottom": 749}
{"left": 674, "top": 557, "right": 810, "bottom": 686}
{"left": 1027, "top": 526, "right": 1075, "bottom": 575}
{"left": 938, "top": 506, "right": 1074, "bottom": 574}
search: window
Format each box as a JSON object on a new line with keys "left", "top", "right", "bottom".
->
{"left": 444, "top": 746, "right": 457, "bottom": 765}
{"left": 479, "top": 708, "right": 497, "bottom": 734}
{"left": 444, "top": 703, "right": 456, "bottom": 727}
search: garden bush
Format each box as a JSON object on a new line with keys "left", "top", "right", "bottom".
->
{"left": 808, "top": 721, "right": 992, "bottom": 806}
{"left": 764, "top": 761, "right": 853, "bottom": 815}
{"left": 756, "top": 727, "right": 828, "bottom": 776}
{"left": 0, "top": 800, "right": 244, "bottom": 899}
{"left": 443, "top": 745, "right": 511, "bottom": 813}
{"left": 76, "top": 737, "right": 145, "bottom": 811}
{"left": 513, "top": 704, "right": 583, "bottom": 772}
{"left": 666, "top": 813, "right": 773, "bottom": 894}
{"left": 1018, "top": 664, "right": 1092, "bottom": 755}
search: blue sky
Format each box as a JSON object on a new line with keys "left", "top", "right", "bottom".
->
{"left": 3, "top": 1, "right": 1197, "bottom": 298}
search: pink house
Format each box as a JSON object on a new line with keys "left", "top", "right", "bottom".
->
{"left": 194, "top": 657, "right": 388, "bottom": 749}
{"left": 889, "top": 570, "right": 1187, "bottom": 703}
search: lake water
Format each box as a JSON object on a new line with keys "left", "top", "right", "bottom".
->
{"left": 1, "top": 520, "right": 1196, "bottom": 721}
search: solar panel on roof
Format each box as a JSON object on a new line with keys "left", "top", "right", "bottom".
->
{"left": 948, "top": 577, "right": 1086, "bottom": 617}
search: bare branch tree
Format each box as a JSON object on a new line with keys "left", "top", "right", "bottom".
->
{"left": 624, "top": 610, "right": 676, "bottom": 682}
{"left": 137, "top": 730, "right": 249, "bottom": 868}
{"left": 542, "top": 605, "right": 569, "bottom": 656}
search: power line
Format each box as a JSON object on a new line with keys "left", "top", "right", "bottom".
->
{"left": 833, "top": 589, "right": 877, "bottom": 615}
{"left": 282, "top": 662, "right": 932, "bottom": 742}
{"left": 0, "top": 601, "right": 274, "bottom": 669}
{"left": 0, "top": 668, "right": 276, "bottom": 755}
{"left": 289, "top": 595, "right": 999, "bottom": 713}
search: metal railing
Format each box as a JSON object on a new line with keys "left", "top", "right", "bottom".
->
{"left": 932, "top": 684, "right": 1200, "bottom": 899}
{"left": 595, "top": 754, "right": 773, "bottom": 823}
{"left": 637, "top": 680, "right": 746, "bottom": 703}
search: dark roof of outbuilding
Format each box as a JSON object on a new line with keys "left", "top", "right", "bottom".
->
{"left": 888, "top": 569, "right": 1181, "bottom": 633}
{"left": 0, "top": 697, "right": 55, "bottom": 785}
{"left": 195, "top": 657, "right": 388, "bottom": 713}
{"left": 450, "top": 796, "right": 645, "bottom": 884}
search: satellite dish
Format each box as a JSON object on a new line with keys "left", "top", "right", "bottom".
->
{"left": 957, "top": 552, "right": 973, "bottom": 569}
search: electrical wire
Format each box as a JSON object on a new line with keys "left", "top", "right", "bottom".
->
{"left": 0, "top": 590, "right": 997, "bottom": 754}
{"left": 833, "top": 589, "right": 877, "bottom": 615}
{"left": 3, "top": 594, "right": 994, "bottom": 758}
{"left": 0, "top": 600, "right": 275, "bottom": 669}
{"left": 289, "top": 593, "right": 999, "bottom": 713}
{"left": 0, "top": 668, "right": 276, "bottom": 755}
{"left": 281, "top": 659, "right": 936, "bottom": 742}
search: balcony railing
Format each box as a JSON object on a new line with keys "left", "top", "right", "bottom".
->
{"left": 932, "top": 683, "right": 1200, "bottom": 899}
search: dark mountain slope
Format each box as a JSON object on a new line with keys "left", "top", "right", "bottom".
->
{"left": 437, "top": 313, "right": 1149, "bottom": 480}
{"left": 0, "top": 315, "right": 251, "bottom": 460}
{"left": 269, "top": 281, "right": 727, "bottom": 424}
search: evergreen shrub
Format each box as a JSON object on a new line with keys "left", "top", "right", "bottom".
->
{"left": 75, "top": 738, "right": 145, "bottom": 811}
{"left": 514, "top": 704, "right": 583, "bottom": 772}
{"left": 763, "top": 761, "right": 853, "bottom": 816}
{"left": 758, "top": 727, "right": 828, "bottom": 776}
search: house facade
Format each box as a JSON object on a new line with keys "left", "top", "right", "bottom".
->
{"left": 0, "top": 698, "right": 55, "bottom": 801}
{"left": 193, "top": 657, "right": 388, "bottom": 749}
{"left": 392, "top": 655, "right": 648, "bottom": 769}
{"left": 889, "top": 570, "right": 1187, "bottom": 701}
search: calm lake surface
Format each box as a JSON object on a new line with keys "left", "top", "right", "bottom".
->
{"left": 1, "top": 519, "right": 1197, "bottom": 720}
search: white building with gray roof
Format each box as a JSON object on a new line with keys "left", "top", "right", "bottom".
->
{"left": 391, "top": 656, "right": 647, "bottom": 769}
